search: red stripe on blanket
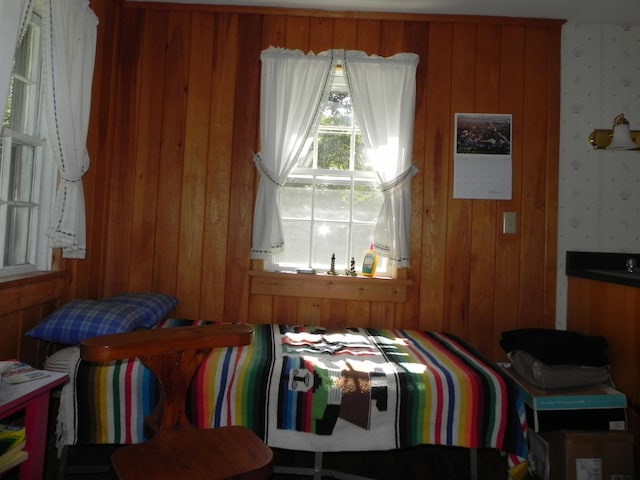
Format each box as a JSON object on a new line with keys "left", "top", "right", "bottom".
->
{"left": 124, "top": 359, "right": 135, "bottom": 444}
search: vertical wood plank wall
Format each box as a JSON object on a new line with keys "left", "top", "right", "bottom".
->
{"left": 63, "top": 1, "right": 561, "bottom": 362}
{"left": 0, "top": 273, "right": 69, "bottom": 366}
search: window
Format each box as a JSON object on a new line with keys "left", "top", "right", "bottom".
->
{"left": 0, "top": 6, "right": 55, "bottom": 277}
{"left": 272, "top": 67, "right": 388, "bottom": 274}
{"left": 252, "top": 48, "right": 418, "bottom": 277}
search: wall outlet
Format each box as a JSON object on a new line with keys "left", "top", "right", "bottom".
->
{"left": 503, "top": 212, "right": 517, "bottom": 234}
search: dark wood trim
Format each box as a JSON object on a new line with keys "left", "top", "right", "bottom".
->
{"left": 123, "top": 1, "right": 566, "bottom": 26}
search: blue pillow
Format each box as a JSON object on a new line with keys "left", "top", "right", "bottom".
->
{"left": 102, "top": 293, "right": 178, "bottom": 328}
{"left": 26, "top": 300, "right": 143, "bottom": 345}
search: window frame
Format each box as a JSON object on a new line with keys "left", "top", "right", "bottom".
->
{"left": 0, "top": 4, "right": 56, "bottom": 278}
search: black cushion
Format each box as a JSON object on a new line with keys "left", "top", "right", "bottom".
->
{"left": 500, "top": 328, "right": 609, "bottom": 367}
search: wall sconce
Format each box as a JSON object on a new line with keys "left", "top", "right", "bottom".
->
{"left": 588, "top": 113, "right": 639, "bottom": 150}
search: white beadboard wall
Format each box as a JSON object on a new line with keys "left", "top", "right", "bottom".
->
{"left": 557, "top": 22, "right": 640, "bottom": 328}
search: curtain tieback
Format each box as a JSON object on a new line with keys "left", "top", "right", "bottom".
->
{"left": 379, "top": 164, "right": 418, "bottom": 193}
{"left": 59, "top": 176, "right": 83, "bottom": 183}
{"left": 252, "top": 153, "right": 283, "bottom": 187}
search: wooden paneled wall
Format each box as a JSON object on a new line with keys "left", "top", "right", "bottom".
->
{"left": 60, "top": 0, "right": 562, "bottom": 361}
{"left": 0, "top": 272, "right": 69, "bottom": 366}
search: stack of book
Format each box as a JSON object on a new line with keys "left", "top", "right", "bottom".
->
{"left": 0, "top": 424, "right": 28, "bottom": 474}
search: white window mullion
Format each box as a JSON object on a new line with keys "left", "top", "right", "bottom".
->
{"left": 308, "top": 175, "right": 318, "bottom": 268}
{"left": 26, "top": 142, "right": 43, "bottom": 267}
{"left": 347, "top": 175, "right": 355, "bottom": 263}
{"left": 2, "top": 128, "right": 45, "bottom": 147}
{"left": 0, "top": 136, "right": 11, "bottom": 268}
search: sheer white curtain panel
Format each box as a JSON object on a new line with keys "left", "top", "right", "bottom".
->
{"left": 0, "top": 0, "right": 33, "bottom": 115}
{"left": 42, "top": 0, "right": 98, "bottom": 259}
{"left": 345, "top": 51, "right": 419, "bottom": 267}
{"left": 250, "top": 47, "right": 332, "bottom": 259}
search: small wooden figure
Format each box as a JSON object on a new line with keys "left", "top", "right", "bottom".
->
{"left": 328, "top": 253, "right": 338, "bottom": 275}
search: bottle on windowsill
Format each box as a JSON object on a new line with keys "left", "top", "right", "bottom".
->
{"left": 361, "top": 244, "right": 378, "bottom": 277}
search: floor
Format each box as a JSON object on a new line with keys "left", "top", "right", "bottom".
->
{"left": 30, "top": 398, "right": 536, "bottom": 480}
{"left": 47, "top": 445, "right": 519, "bottom": 480}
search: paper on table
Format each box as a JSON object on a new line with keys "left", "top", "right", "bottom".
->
{"left": 1, "top": 360, "right": 50, "bottom": 384}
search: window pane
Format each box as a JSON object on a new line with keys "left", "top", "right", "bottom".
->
{"left": 281, "top": 180, "right": 313, "bottom": 220}
{"left": 9, "top": 143, "right": 35, "bottom": 202}
{"left": 13, "top": 25, "right": 35, "bottom": 79}
{"left": 312, "top": 222, "right": 348, "bottom": 270}
{"left": 314, "top": 179, "right": 350, "bottom": 221}
{"left": 7, "top": 78, "right": 28, "bottom": 132}
{"left": 352, "top": 181, "right": 382, "bottom": 222}
{"left": 6, "top": 23, "right": 39, "bottom": 135}
{"left": 350, "top": 224, "right": 376, "bottom": 260}
{"left": 296, "top": 143, "right": 314, "bottom": 169}
{"left": 317, "top": 132, "right": 350, "bottom": 170}
{"left": 353, "top": 134, "right": 372, "bottom": 172}
{"left": 276, "top": 219, "right": 311, "bottom": 267}
{"left": 320, "top": 90, "right": 352, "bottom": 128}
{"left": 5, "top": 205, "right": 32, "bottom": 266}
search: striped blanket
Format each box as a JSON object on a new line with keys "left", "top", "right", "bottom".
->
{"left": 57, "top": 321, "right": 527, "bottom": 468}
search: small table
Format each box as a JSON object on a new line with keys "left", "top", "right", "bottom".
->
{"left": 0, "top": 371, "right": 68, "bottom": 479}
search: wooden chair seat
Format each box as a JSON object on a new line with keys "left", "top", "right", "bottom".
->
{"left": 110, "top": 426, "right": 272, "bottom": 480}
{"left": 80, "top": 324, "right": 273, "bottom": 480}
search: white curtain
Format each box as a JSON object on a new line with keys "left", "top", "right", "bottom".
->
{"left": 42, "top": 0, "right": 98, "bottom": 259}
{"left": 345, "top": 51, "right": 419, "bottom": 267}
{"left": 0, "top": 0, "right": 33, "bottom": 115}
{"left": 250, "top": 47, "right": 332, "bottom": 258}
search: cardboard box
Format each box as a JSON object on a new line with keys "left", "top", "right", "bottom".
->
{"left": 542, "top": 430, "right": 635, "bottom": 480}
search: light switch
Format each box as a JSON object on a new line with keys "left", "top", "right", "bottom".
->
{"left": 503, "top": 212, "right": 517, "bottom": 234}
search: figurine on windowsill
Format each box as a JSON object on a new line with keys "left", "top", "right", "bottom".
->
{"left": 327, "top": 253, "right": 338, "bottom": 275}
{"left": 345, "top": 257, "right": 357, "bottom": 277}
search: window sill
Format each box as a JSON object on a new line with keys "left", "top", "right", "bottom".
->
{"left": 0, "top": 270, "right": 68, "bottom": 288}
{"left": 0, "top": 270, "right": 70, "bottom": 316}
{"left": 248, "top": 270, "right": 410, "bottom": 303}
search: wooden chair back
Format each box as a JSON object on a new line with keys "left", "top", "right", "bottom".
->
{"left": 80, "top": 324, "right": 273, "bottom": 480}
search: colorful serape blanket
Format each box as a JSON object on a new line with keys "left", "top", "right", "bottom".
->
{"left": 57, "top": 322, "right": 527, "bottom": 468}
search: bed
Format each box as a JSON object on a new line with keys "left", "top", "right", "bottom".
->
{"left": 49, "top": 319, "right": 528, "bottom": 478}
